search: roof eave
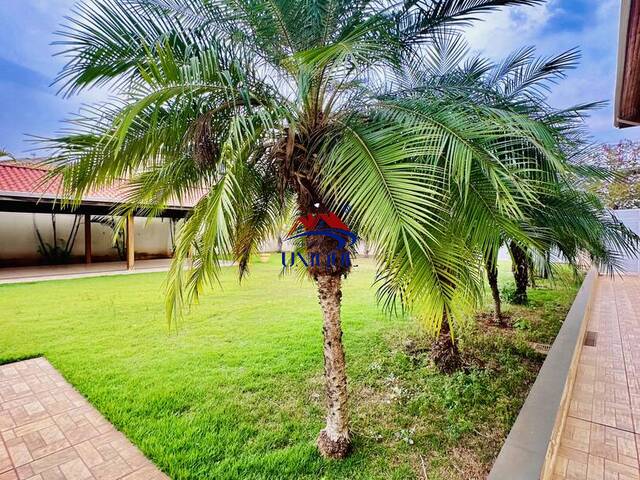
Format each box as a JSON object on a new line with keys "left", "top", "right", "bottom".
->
{"left": 0, "top": 191, "right": 193, "bottom": 215}
{"left": 615, "top": 0, "right": 632, "bottom": 128}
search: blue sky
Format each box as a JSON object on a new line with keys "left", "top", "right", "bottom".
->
{"left": 0, "top": 0, "right": 638, "bottom": 157}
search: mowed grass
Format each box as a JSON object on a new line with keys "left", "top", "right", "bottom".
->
{"left": 0, "top": 257, "right": 580, "bottom": 479}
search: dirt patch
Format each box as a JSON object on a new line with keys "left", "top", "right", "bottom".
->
{"left": 475, "top": 311, "right": 513, "bottom": 329}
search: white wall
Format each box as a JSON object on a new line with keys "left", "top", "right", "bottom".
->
{"left": 131, "top": 217, "right": 175, "bottom": 258}
{"left": 0, "top": 212, "right": 174, "bottom": 264}
{"left": 611, "top": 209, "right": 640, "bottom": 273}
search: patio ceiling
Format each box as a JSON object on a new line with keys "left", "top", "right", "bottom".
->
{"left": 0, "top": 191, "right": 191, "bottom": 219}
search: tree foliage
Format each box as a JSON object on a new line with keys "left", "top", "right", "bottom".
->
{"left": 42, "top": 0, "right": 628, "bottom": 340}
{"left": 578, "top": 140, "right": 640, "bottom": 210}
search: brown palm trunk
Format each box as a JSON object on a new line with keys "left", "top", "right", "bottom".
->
{"left": 431, "top": 313, "right": 461, "bottom": 373}
{"left": 509, "top": 242, "right": 528, "bottom": 305}
{"left": 541, "top": 252, "right": 550, "bottom": 279}
{"left": 528, "top": 258, "right": 537, "bottom": 288}
{"left": 316, "top": 274, "right": 351, "bottom": 458}
{"left": 291, "top": 193, "right": 352, "bottom": 458}
{"left": 485, "top": 256, "right": 503, "bottom": 324}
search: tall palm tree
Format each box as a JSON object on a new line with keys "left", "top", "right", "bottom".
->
{"left": 46, "top": 0, "right": 563, "bottom": 458}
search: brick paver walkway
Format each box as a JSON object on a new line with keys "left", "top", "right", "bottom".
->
{"left": 554, "top": 276, "right": 640, "bottom": 479}
{"left": 0, "top": 358, "right": 168, "bottom": 480}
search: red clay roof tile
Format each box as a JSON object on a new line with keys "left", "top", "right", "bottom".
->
{"left": 0, "top": 163, "right": 202, "bottom": 208}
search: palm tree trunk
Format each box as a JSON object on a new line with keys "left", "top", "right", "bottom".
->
{"left": 485, "top": 255, "right": 503, "bottom": 324}
{"left": 541, "top": 253, "right": 550, "bottom": 279}
{"left": 316, "top": 274, "right": 351, "bottom": 459}
{"left": 431, "top": 312, "right": 461, "bottom": 373}
{"left": 509, "top": 242, "right": 528, "bottom": 305}
{"left": 528, "top": 258, "right": 537, "bottom": 288}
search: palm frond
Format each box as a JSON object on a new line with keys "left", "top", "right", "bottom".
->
{"left": 397, "top": 0, "right": 546, "bottom": 44}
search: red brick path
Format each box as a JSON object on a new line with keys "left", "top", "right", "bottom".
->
{"left": 0, "top": 358, "right": 168, "bottom": 480}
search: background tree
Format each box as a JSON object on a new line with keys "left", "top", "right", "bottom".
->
{"left": 390, "top": 34, "right": 639, "bottom": 323}
{"left": 579, "top": 140, "right": 640, "bottom": 209}
{"left": 46, "top": 0, "right": 567, "bottom": 458}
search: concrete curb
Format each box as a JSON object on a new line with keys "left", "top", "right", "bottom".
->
{"left": 488, "top": 269, "right": 599, "bottom": 480}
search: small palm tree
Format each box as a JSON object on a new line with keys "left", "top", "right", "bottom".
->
{"left": 385, "top": 35, "right": 590, "bottom": 336}
{"left": 47, "top": 0, "right": 565, "bottom": 458}
{"left": 501, "top": 186, "right": 640, "bottom": 306}
{"left": 399, "top": 34, "right": 639, "bottom": 318}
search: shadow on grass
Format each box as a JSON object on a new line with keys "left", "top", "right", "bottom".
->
{"left": 0, "top": 353, "right": 44, "bottom": 366}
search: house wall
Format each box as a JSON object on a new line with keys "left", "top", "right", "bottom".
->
{"left": 0, "top": 212, "right": 174, "bottom": 266}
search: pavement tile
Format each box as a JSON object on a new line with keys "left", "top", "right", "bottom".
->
{"left": 0, "top": 359, "right": 168, "bottom": 480}
{"left": 555, "top": 279, "right": 640, "bottom": 479}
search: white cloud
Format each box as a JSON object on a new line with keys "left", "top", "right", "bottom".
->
{"left": 464, "top": 0, "right": 640, "bottom": 144}
{"left": 1, "top": 0, "right": 638, "bottom": 151}
{"left": 464, "top": 1, "right": 556, "bottom": 58}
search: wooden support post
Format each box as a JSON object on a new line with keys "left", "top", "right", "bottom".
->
{"left": 84, "top": 214, "right": 92, "bottom": 264}
{"left": 126, "top": 214, "right": 135, "bottom": 270}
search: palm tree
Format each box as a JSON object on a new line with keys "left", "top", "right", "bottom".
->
{"left": 396, "top": 35, "right": 639, "bottom": 317}
{"left": 383, "top": 35, "right": 593, "bottom": 330}
{"left": 46, "top": 0, "right": 564, "bottom": 458}
{"left": 481, "top": 162, "right": 640, "bottom": 309}
{"left": 507, "top": 186, "right": 640, "bottom": 301}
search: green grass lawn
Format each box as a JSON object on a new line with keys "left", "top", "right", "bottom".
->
{"left": 0, "top": 257, "right": 580, "bottom": 479}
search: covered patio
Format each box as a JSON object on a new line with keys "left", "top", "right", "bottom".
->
{"left": 0, "top": 162, "right": 196, "bottom": 271}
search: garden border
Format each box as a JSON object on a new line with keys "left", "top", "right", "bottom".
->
{"left": 488, "top": 268, "right": 599, "bottom": 480}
